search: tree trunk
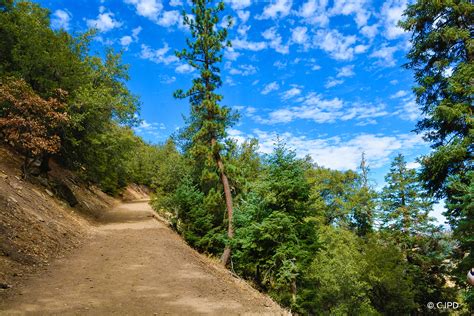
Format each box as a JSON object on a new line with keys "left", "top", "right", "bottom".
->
{"left": 212, "top": 138, "right": 234, "bottom": 266}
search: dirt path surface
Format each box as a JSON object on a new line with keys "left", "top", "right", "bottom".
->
{"left": 0, "top": 201, "right": 286, "bottom": 315}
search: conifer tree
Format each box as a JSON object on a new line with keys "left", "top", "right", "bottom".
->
{"left": 380, "top": 154, "right": 433, "bottom": 239}
{"left": 401, "top": 0, "right": 473, "bottom": 289}
{"left": 350, "top": 153, "right": 376, "bottom": 236}
{"left": 174, "top": 0, "right": 237, "bottom": 265}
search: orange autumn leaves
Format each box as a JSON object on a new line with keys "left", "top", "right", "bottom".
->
{"left": 0, "top": 77, "right": 69, "bottom": 160}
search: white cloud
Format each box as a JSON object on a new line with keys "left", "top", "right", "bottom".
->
{"left": 331, "top": 0, "right": 370, "bottom": 28}
{"left": 261, "top": 81, "right": 280, "bottom": 95}
{"left": 297, "top": 0, "right": 329, "bottom": 26}
{"left": 360, "top": 24, "right": 378, "bottom": 38}
{"left": 225, "top": 47, "right": 240, "bottom": 61}
{"left": 86, "top": 11, "right": 122, "bottom": 32}
{"left": 291, "top": 26, "right": 309, "bottom": 46}
{"left": 325, "top": 78, "right": 344, "bottom": 88}
{"left": 134, "top": 120, "right": 166, "bottom": 138}
{"left": 258, "top": 0, "right": 292, "bottom": 19}
{"left": 314, "top": 29, "right": 358, "bottom": 61}
{"left": 394, "top": 97, "right": 421, "bottom": 121}
{"left": 336, "top": 65, "right": 355, "bottom": 77}
{"left": 169, "top": 0, "right": 182, "bottom": 6}
{"left": 281, "top": 86, "right": 302, "bottom": 100}
{"left": 370, "top": 44, "right": 398, "bottom": 66}
{"left": 175, "top": 63, "right": 194, "bottom": 74}
{"left": 251, "top": 129, "right": 425, "bottom": 170}
{"left": 157, "top": 10, "right": 180, "bottom": 27}
{"left": 225, "top": 0, "right": 252, "bottom": 10}
{"left": 237, "top": 10, "right": 250, "bottom": 23}
{"left": 259, "top": 92, "right": 388, "bottom": 124}
{"left": 381, "top": 0, "right": 408, "bottom": 39}
{"left": 140, "top": 43, "right": 178, "bottom": 65}
{"left": 159, "top": 75, "right": 176, "bottom": 84}
{"left": 124, "top": 0, "right": 162, "bottom": 21}
{"left": 232, "top": 38, "right": 267, "bottom": 51}
{"left": 262, "top": 27, "right": 289, "bottom": 54}
{"left": 390, "top": 90, "right": 408, "bottom": 99}
{"left": 120, "top": 26, "right": 142, "bottom": 48}
{"left": 354, "top": 44, "right": 369, "bottom": 53}
{"left": 229, "top": 64, "right": 258, "bottom": 76}
{"left": 51, "top": 9, "right": 72, "bottom": 30}
{"left": 120, "top": 35, "right": 133, "bottom": 46}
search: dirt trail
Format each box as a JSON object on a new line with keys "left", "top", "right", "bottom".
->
{"left": 0, "top": 201, "right": 285, "bottom": 315}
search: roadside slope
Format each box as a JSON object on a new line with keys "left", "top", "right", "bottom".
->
{"left": 1, "top": 201, "right": 286, "bottom": 315}
{"left": 0, "top": 146, "right": 117, "bottom": 293}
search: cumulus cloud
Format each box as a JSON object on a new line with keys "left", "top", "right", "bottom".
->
{"left": 381, "top": 0, "right": 408, "bottom": 39}
{"left": 390, "top": 90, "right": 408, "bottom": 99}
{"left": 281, "top": 86, "right": 303, "bottom": 100}
{"left": 336, "top": 65, "right": 355, "bottom": 78}
{"left": 232, "top": 38, "right": 267, "bottom": 51}
{"left": 157, "top": 10, "right": 180, "bottom": 27}
{"left": 230, "top": 129, "right": 425, "bottom": 170}
{"left": 296, "top": 0, "right": 329, "bottom": 26}
{"left": 229, "top": 64, "right": 258, "bottom": 76}
{"left": 291, "top": 26, "right": 309, "bottom": 47}
{"left": 258, "top": 0, "right": 292, "bottom": 20}
{"left": 51, "top": 9, "right": 72, "bottom": 30}
{"left": 225, "top": 0, "right": 252, "bottom": 10}
{"left": 314, "top": 29, "right": 358, "bottom": 61}
{"left": 370, "top": 44, "right": 398, "bottom": 66}
{"left": 175, "top": 63, "right": 194, "bottom": 74}
{"left": 325, "top": 78, "right": 344, "bottom": 88}
{"left": 140, "top": 43, "right": 178, "bottom": 65}
{"left": 330, "top": 0, "right": 371, "bottom": 28}
{"left": 256, "top": 92, "right": 388, "bottom": 124}
{"left": 86, "top": 10, "right": 122, "bottom": 32}
{"left": 261, "top": 81, "right": 280, "bottom": 95}
{"left": 124, "top": 0, "right": 162, "bottom": 21}
{"left": 262, "top": 27, "right": 289, "bottom": 54}
{"left": 120, "top": 26, "right": 142, "bottom": 48}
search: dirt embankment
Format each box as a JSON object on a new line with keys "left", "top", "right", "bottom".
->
{"left": 0, "top": 146, "right": 118, "bottom": 292}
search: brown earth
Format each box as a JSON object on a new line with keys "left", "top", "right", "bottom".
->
{"left": 0, "top": 146, "right": 117, "bottom": 292}
{"left": 0, "top": 147, "right": 287, "bottom": 315}
{"left": 0, "top": 201, "right": 286, "bottom": 315}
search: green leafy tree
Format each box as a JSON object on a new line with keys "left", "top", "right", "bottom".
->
{"left": 380, "top": 154, "right": 456, "bottom": 311}
{"left": 401, "top": 0, "right": 473, "bottom": 296}
{"left": 174, "top": 0, "right": 237, "bottom": 265}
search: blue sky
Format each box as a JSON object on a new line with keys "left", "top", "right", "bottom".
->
{"left": 35, "top": 0, "right": 446, "bottom": 222}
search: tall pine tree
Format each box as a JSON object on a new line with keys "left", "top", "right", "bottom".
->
{"left": 174, "top": 0, "right": 237, "bottom": 265}
{"left": 401, "top": 0, "right": 473, "bottom": 293}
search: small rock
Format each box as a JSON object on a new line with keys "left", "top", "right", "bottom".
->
{"left": 45, "top": 189, "right": 54, "bottom": 197}
{"left": 0, "top": 173, "right": 7, "bottom": 180}
{"left": 8, "top": 196, "right": 18, "bottom": 204}
{"left": 0, "top": 283, "right": 12, "bottom": 289}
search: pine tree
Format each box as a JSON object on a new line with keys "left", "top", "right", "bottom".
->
{"left": 380, "top": 154, "right": 433, "bottom": 239}
{"left": 174, "top": 0, "right": 237, "bottom": 265}
{"left": 350, "top": 152, "right": 377, "bottom": 236}
{"left": 401, "top": 0, "right": 473, "bottom": 290}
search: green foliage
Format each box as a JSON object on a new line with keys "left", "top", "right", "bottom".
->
{"left": 0, "top": 0, "right": 143, "bottom": 194}
{"left": 401, "top": 0, "right": 473, "bottom": 295}
{"left": 232, "top": 142, "right": 317, "bottom": 309}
